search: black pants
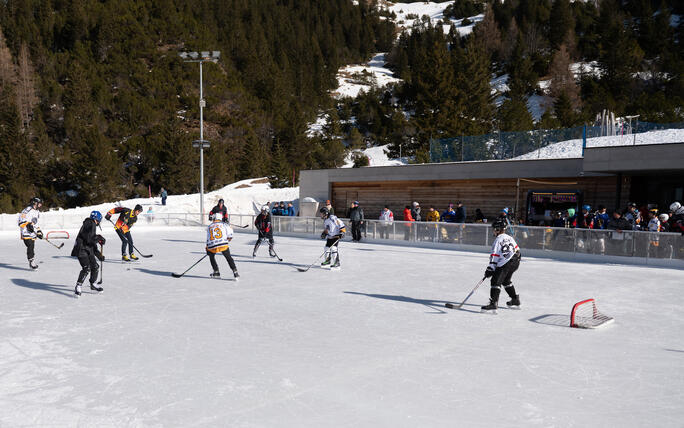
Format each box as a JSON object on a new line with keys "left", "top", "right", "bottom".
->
{"left": 208, "top": 248, "right": 237, "bottom": 272}
{"left": 351, "top": 221, "right": 362, "bottom": 241}
{"left": 254, "top": 232, "right": 274, "bottom": 253}
{"left": 491, "top": 252, "right": 521, "bottom": 288}
{"left": 116, "top": 228, "right": 134, "bottom": 255}
{"left": 23, "top": 239, "right": 35, "bottom": 260}
{"left": 77, "top": 250, "right": 99, "bottom": 285}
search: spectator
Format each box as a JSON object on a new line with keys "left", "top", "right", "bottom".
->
{"left": 271, "top": 203, "right": 280, "bottom": 216}
{"left": 624, "top": 202, "right": 642, "bottom": 230}
{"left": 454, "top": 201, "right": 466, "bottom": 223}
{"left": 286, "top": 202, "right": 295, "bottom": 217}
{"left": 146, "top": 206, "right": 155, "bottom": 223}
{"left": 647, "top": 209, "right": 660, "bottom": 232}
{"left": 279, "top": 202, "right": 287, "bottom": 216}
{"left": 325, "top": 199, "right": 335, "bottom": 216}
{"left": 497, "top": 207, "right": 512, "bottom": 227}
{"left": 594, "top": 205, "right": 609, "bottom": 229}
{"left": 659, "top": 213, "right": 670, "bottom": 232}
{"left": 403, "top": 205, "right": 415, "bottom": 240}
{"left": 426, "top": 206, "right": 440, "bottom": 222}
{"left": 474, "top": 208, "right": 486, "bottom": 223}
{"left": 669, "top": 201, "right": 684, "bottom": 234}
{"left": 566, "top": 208, "right": 576, "bottom": 227}
{"left": 411, "top": 202, "right": 422, "bottom": 222}
{"left": 209, "top": 199, "right": 228, "bottom": 222}
{"left": 576, "top": 205, "right": 594, "bottom": 229}
{"left": 442, "top": 204, "right": 457, "bottom": 223}
{"left": 379, "top": 205, "right": 393, "bottom": 239}
{"left": 551, "top": 211, "right": 566, "bottom": 228}
{"left": 606, "top": 210, "right": 632, "bottom": 231}
{"left": 349, "top": 201, "right": 364, "bottom": 242}
{"left": 160, "top": 187, "right": 168, "bottom": 206}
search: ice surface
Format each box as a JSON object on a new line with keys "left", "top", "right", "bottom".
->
{"left": 1, "top": 228, "right": 683, "bottom": 427}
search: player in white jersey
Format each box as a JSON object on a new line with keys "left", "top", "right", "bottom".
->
{"left": 482, "top": 219, "right": 522, "bottom": 311}
{"left": 17, "top": 197, "right": 44, "bottom": 269}
{"left": 206, "top": 212, "right": 239, "bottom": 279}
{"left": 319, "top": 207, "right": 346, "bottom": 268}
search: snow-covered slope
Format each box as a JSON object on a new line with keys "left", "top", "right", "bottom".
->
{"left": 342, "top": 144, "right": 409, "bottom": 168}
{"left": 387, "top": 1, "right": 483, "bottom": 36}
{"left": 0, "top": 178, "right": 299, "bottom": 228}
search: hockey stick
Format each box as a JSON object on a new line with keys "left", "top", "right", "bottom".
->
{"left": 107, "top": 218, "right": 153, "bottom": 258}
{"left": 171, "top": 254, "right": 207, "bottom": 278}
{"left": 43, "top": 238, "right": 64, "bottom": 249}
{"left": 296, "top": 237, "right": 340, "bottom": 272}
{"left": 445, "top": 277, "right": 486, "bottom": 309}
{"left": 97, "top": 243, "right": 104, "bottom": 285}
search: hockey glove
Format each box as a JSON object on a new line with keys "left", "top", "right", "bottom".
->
{"left": 484, "top": 267, "right": 495, "bottom": 278}
{"left": 26, "top": 223, "right": 35, "bottom": 233}
{"left": 36, "top": 230, "right": 43, "bottom": 239}
{"left": 96, "top": 251, "right": 105, "bottom": 262}
{"left": 105, "top": 213, "right": 112, "bottom": 221}
{"left": 96, "top": 234, "right": 106, "bottom": 245}
{"left": 320, "top": 231, "right": 327, "bottom": 239}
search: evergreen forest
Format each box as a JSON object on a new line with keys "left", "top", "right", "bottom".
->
{"left": 0, "top": 0, "right": 681, "bottom": 211}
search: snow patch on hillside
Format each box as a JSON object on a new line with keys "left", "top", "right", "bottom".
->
{"left": 387, "top": 2, "right": 483, "bottom": 36}
{"left": 332, "top": 53, "right": 402, "bottom": 99}
{"left": 342, "top": 144, "right": 409, "bottom": 168}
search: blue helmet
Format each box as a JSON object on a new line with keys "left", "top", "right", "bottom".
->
{"left": 90, "top": 210, "right": 102, "bottom": 222}
{"left": 583, "top": 205, "right": 591, "bottom": 211}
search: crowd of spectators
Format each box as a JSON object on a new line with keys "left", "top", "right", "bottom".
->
{"left": 270, "top": 201, "right": 296, "bottom": 217}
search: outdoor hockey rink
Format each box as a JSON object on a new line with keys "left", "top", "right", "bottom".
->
{"left": 1, "top": 227, "right": 683, "bottom": 427}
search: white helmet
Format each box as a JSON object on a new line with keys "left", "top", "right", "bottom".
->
{"left": 670, "top": 202, "right": 682, "bottom": 213}
{"left": 210, "top": 212, "right": 223, "bottom": 222}
{"left": 659, "top": 213, "right": 669, "bottom": 222}
{"left": 261, "top": 205, "right": 269, "bottom": 212}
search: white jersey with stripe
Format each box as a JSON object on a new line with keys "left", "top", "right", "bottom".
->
{"left": 323, "top": 215, "right": 346, "bottom": 237}
{"left": 488, "top": 233, "right": 519, "bottom": 269}
{"left": 206, "top": 221, "right": 233, "bottom": 250}
{"left": 17, "top": 206, "right": 40, "bottom": 239}
{"left": 647, "top": 218, "right": 660, "bottom": 232}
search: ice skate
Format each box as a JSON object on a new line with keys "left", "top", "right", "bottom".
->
{"left": 28, "top": 258, "right": 38, "bottom": 270}
{"left": 122, "top": 254, "right": 130, "bottom": 262}
{"left": 321, "top": 255, "right": 331, "bottom": 267}
{"left": 129, "top": 253, "right": 139, "bottom": 260}
{"left": 210, "top": 270, "right": 221, "bottom": 278}
{"left": 506, "top": 295, "right": 521, "bottom": 309}
{"left": 90, "top": 284, "right": 103, "bottom": 293}
{"left": 331, "top": 257, "right": 340, "bottom": 269}
{"left": 74, "top": 283, "right": 82, "bottom": 297}
{"left": 233, "top": 270, "right": 240, "bottom": 281}
{"left": 481, "top": 300, "right": 498, "bottom": 313}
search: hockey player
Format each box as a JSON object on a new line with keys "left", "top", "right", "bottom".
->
{"left": 17, "top": 197, "right": 43, "bottom": 269}
{"left": 105, "top": 204, "right": 143, "bottom": 261}
{"left": 71, "top": 211, "right": 106, "bottom": 296}
{"left": 209, "top": 199, "right": 228, "bottom": 222}
{"left": 319, "top": 207, "right": 346, "bottom": 268}
{"left": 481, "top": 219, "right": 522, "bottom": 311}
{"left": 253, "top": 205, "right": 277, "bottom": 258}
{"left": 206, "top": 212, "right": 239, "bottom": 279}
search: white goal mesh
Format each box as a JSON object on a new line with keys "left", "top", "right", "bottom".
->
{"left": 570, "top": 299, "right": 614, "bottom": 329}
{"left": 46, "top": 230, "right": 70, "bottom": 240}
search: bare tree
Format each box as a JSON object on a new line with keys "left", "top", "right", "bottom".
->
{"left": 474, "top": 6, "right": 501, "bottom": 60}
{"left": 548, "top": 44, "right": 580, "bottom": 109}
{"left": 17, "top": 42, "right": 38, "bottom": 131}
{"left": 0, "top": 26, "right": 16, "bottom": 87}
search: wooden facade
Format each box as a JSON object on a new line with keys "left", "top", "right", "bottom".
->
{"left": 332, "top": 176, "right": 630, "bottom": 221}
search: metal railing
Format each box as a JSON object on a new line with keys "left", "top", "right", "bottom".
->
{"left": 2, "top": 212, "right": 681, "bottom": 263}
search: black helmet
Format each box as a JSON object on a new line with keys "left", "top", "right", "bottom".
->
{"left": 319, "top": 207, "right": 330, "bottom": 218}
{"left": 492, "top": 219, "right": 507, "bottom": 231}
{"left": 30, "top": 197, "right": 42, "bottom": 205}
{"left": 134, "top": 204, "right": 143, "bottom": 212}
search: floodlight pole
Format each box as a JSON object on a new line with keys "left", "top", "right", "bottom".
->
{"left": 180, "top": 51, "right": 220, "bottom": 223}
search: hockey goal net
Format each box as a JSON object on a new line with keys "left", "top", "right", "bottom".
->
{"left": 46, "top": 230, "right": 70, "bottom": 240}
{"left": 570, "top": 299, "right": 614, "bottom": 328}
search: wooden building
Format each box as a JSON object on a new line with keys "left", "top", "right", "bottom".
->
{"left": 300, "top": 142, "right": 684, "bottom": 223}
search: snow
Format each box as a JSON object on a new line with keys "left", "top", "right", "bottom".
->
{"left": 387, "top": 2, "right": 483, "bottom": 36}
{"left": 332, "top": 53, "right": 402, "bottom": 100}
{"left": 1, "top": 228, "right": 683, "bottom": 426}
{"left": 514, "top": 129, "right": 684, "bottom": 160}
{"left": 0, "top": 177, "right": 299, "bottom": 229}
{"left": 342, "top": 144, "right": 409, "bottom": 168}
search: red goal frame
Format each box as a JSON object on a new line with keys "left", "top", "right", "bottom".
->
{"left": 570, "top": 298, "right": 614, "bottom": 329}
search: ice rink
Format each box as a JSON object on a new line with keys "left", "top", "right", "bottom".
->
{"left": 1, "top": 227, "right": 683, "bottom": 427}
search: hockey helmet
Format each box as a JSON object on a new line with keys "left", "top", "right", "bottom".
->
{"left": 30, "top": 197, "right": 42, "bottom": 206}
{"left": 261, "top": 205, "right": 269, "bottom": 212}
{"left": 649, "top": 208, "right": 658, "bottom": 215}
{"left": 670, "top": 201, "right": 682, "bottom": 213}
{"left": 209, "top": 212, "right": 223, "bottom": 222}
{"left": 659, "top": 213, "right": 669, "bottom": 222}
{"left": 134, "top": 204, "right": 143, "bottom": 212}
{"left": 582, "top": 204, "right": 591, "bottom": 212}
{"left": 319, "top": 206, "right": 330, "bottom": 218}
{"left": 492, "top": 219, "right": 507, "bottom": 232}
{"left": 90, "top": 210, "right": 102, "bottom": 223}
